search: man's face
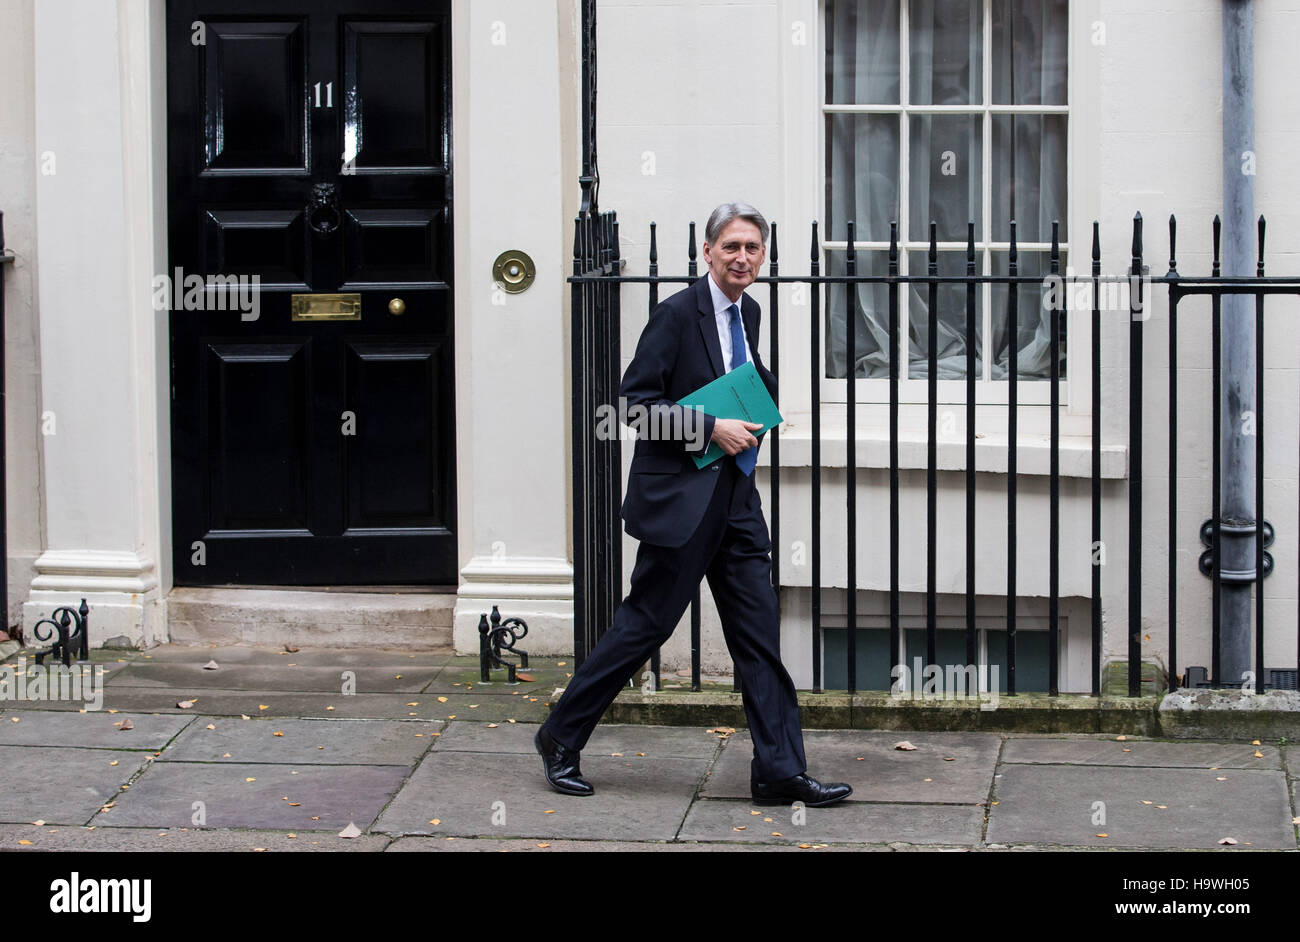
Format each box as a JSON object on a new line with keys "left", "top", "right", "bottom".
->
{"left": 703, "top": 218, "right": 766, "bottom": 299}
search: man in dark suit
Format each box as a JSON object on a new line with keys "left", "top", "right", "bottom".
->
{"left": 536, "top": 202, "right": 852, "bottom": 808}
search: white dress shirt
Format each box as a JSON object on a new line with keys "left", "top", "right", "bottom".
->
{"left": 707, "top": 272, "right": 754, "bottom": 371}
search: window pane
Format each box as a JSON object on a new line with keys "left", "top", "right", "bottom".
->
{"left": 826, "top": 114, "right": 900, "bottom": 244}
{"left": 908, "top": 114, "right": 982, "bottom": 242}
{"left": 992, "top": 114, "right": 1066, "bottom": 242}
{"left": 909, "top": 0, "right": 983, "bottom": 105}
{"left": 991, "top": 0, "right": 1068, "bottom": 105}
{"left": 826, "top": 0, "right": 901, "bottom": 105}
{"left": 907, "top": 250, "right": 983, "bottom": 379}
{"left": 825, "top": 251, "right": 892, "bottom": 379}
{"left": 990, "top": 251, "right": 1067, "bottom": 381}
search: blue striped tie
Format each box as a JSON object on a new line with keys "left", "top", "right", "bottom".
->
{"left": 726, "top": 303, "right": 758, "bottom": 476}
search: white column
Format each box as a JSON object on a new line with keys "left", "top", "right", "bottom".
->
{"left": 450, "top": 0, "right": 577, "bottom": 654}
{"left": 26, "top": 0, "right": 169, "bottom": 647}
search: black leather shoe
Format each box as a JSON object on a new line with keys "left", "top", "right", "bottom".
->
{"left": 535, "top": 726, "right": 594, "bottom": 797}
{"left": 751, "top": 773, "right": 852, "bottom": 807}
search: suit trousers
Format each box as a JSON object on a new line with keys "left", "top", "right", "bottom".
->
{"left": 545, "top": 452, "right": 808, "bottom": 783}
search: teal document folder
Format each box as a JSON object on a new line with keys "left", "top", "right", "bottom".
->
{"left": 676, "top": 361, "right": 783, "bottom": 469}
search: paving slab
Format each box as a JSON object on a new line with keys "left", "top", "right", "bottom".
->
{"left": 156, "top": 717, "right": 442, "bottom": 765}
{"left": 108, "top": 662, "right": 439, "bottom": 693}
{"left": 1002, "top": 738, "right": 1283, "bottom": 769}
{"left": 94, "top": 761, "right": 409, "bottom": 831}
{"left": 678, "top": 798, "right": 984, "bottom": 845}
{"left": 0, "top": 745, "right": 152, "bottom": 825}
{"left": 433, "top": 721, "right": 720, "bottom": 760}
{"left": 72, "top": 688, "right": 477, "bottom": 720}
{"left": 375, "top": 750, "right": 708, "bottom": 841}
{"left": 0, "top": 823, "right": 390, "bottom": 852}
{"left": 421, "top": 660, "right": 575, "bottom": 694}
{"left": 987, "top": 764, "right": 1296, "bottom": 849}
{"left": 0, "top": 711, "right": 194, "bottom": 750}
{"left": 385, "top": 836, "right": 865, "bottom": 852}
{"left": 700, "top": 729, "right": 1001, "bottom": 804}
{"left": 122, "top": 646, "right": 455, "bottom": 668}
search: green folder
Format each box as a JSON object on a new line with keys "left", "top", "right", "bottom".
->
{"left": 676, "top": 361, "right": 783, "bottom": 469}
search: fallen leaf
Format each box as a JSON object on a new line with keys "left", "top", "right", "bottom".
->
{"left": 17, "top": 840, "right": 32, "bottom": 845}
{"left": 241, "top": 714, "right": 250, "bottom": 720}
{"left": 118, "top": 719, "right": 134, "bottom": 730}
{"left": 943, "top": 757, "right": 956, "bottom": 761}
{"left": 856, "top": 757, "right": 865, "bottom": 761}
{"left": 1116, "top": 735, "right": 1128, "bottom": 741}
{"left": 487, "top": 723, "right": 499, "bottom": 728}
{"left": 508, "top": 719, "right": 517, "bottom": 724}
{"left": 326, "top": 706, "right": 335, "bottom": 711}
{"left": 1122, "top": 748, "right": 1132, "bottom": 753}
{"left": 32, "top": 820, "right": 44, "bottom": 827}
{"left": 771, "top": 832, "right": 782, "bottom": 837}
{"left": 1156, "top": 805, "right": 1167, "bottom": 809}
{"left": 205, "top": 724, "right": 216, "bottom": 730}
{"left": 1253, "top": 750, "right": 1264, "bottom": 758}
{"left": 202, "top": 660, "right": 219, "bottom": 670}
{"left": 1140, "top": 800, "right": 1153, "bottom": 805}
{"left": 9, "top": 717, "right": 17, "bottom": 723}
{"left": 515, "top": 673, "right": 534, "bottom": 682}
{"left": 289, "top": 802, "right": 301, "bottom": 807}
{"left": 1096, "top": 833, "right": 1109, "bottom": 838}
{"left": 245, "top": 777, "right": 256, "bottom": 782}
{"left": 733, "top": 826, "right": 747, "bottom": 831}
{"left": 177, "top": 700, "right": 195, "bottom": 709}
{"left": 407, "top": 702, "right": 419, "bottom": 707}
{"left": 536, "top": 842, "right": 550, "bottom": 848}
{"left": 750, "top": 810, "right": 761, "bottom": 815}
{"left": 636, "top": 752, "right": 645, "bottom": 757}
{"left": 222, "top": 753, "right": 231, "bottom": 758}
{"left": 338, "top": 822, "right": 362, "bottom": 839}
{"left": 543, "top": 810, "right": 556, "bottom": 815}
{"left": 1252, "top": 740, "right": 1261, "bottom": 746}
{"left": 1218, "top": 837, "right": 1238, "bottom": 845}
{"left": 610, "top": 752, "right": 623, "bottom": 757}
{"left": 557, "top": 661, "right": 567, "bottom": 667}
{"left": 286, "top": 834, "right": 296, "bottom": 839}
{"left": 430, "top": 818, "right": 440, "bottom": 826}
{"left": 284, "top": 644, "right": 299, "bottom": 653}
{"left": 258, "top": 705, "right": 269, "bottom": 711}
{"left": 798, "top": 843, "right": 812, "bottom": 849}
{"left": 1217, "top": 776, "right": 1227, "bottom": 781}
{"left": 273, "top": 731, "right": 284, "bottom": 737}
{"left": 438, "top": 696, "right": 448, "bottom": 703}
{"left": 894, "top": 741, "right": 917, "bottom": 751}
{"left": 923, "top": 778, "right": 933, "bottom": 782}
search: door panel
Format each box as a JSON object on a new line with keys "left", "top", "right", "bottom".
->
{"left": 168, "top": 0, "right": 456, "bottom": 586}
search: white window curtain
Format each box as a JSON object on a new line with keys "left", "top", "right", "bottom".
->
{"left": 825, "top": 0, "right": 1068, "bottom": 382}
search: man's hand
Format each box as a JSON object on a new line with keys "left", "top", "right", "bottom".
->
{"left": 711, "top": 419, "right": 762, "bottom": 456}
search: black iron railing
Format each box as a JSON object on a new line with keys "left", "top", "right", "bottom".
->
{"left": 569, "top": 209, "right": 1300, "bottom": 698}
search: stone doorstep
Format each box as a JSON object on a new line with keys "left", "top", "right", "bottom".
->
{"left": 162, "top": 587, "right": 456, "bottom": 648}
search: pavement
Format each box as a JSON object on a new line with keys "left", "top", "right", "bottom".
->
{"left": 0, "top": 643, "right": 1296, "bottom": 852}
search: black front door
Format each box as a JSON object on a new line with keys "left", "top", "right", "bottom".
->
{"left": 166, "top": 0, "right": 455, "bottom": 585}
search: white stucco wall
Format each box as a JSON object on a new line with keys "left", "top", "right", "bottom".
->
{"left": 0, "top": 0, "right": 47, "bottom": 634}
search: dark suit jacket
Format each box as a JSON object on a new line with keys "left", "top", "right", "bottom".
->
{"left": 619, "top": 275, "right": 778, "bottom": 548}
